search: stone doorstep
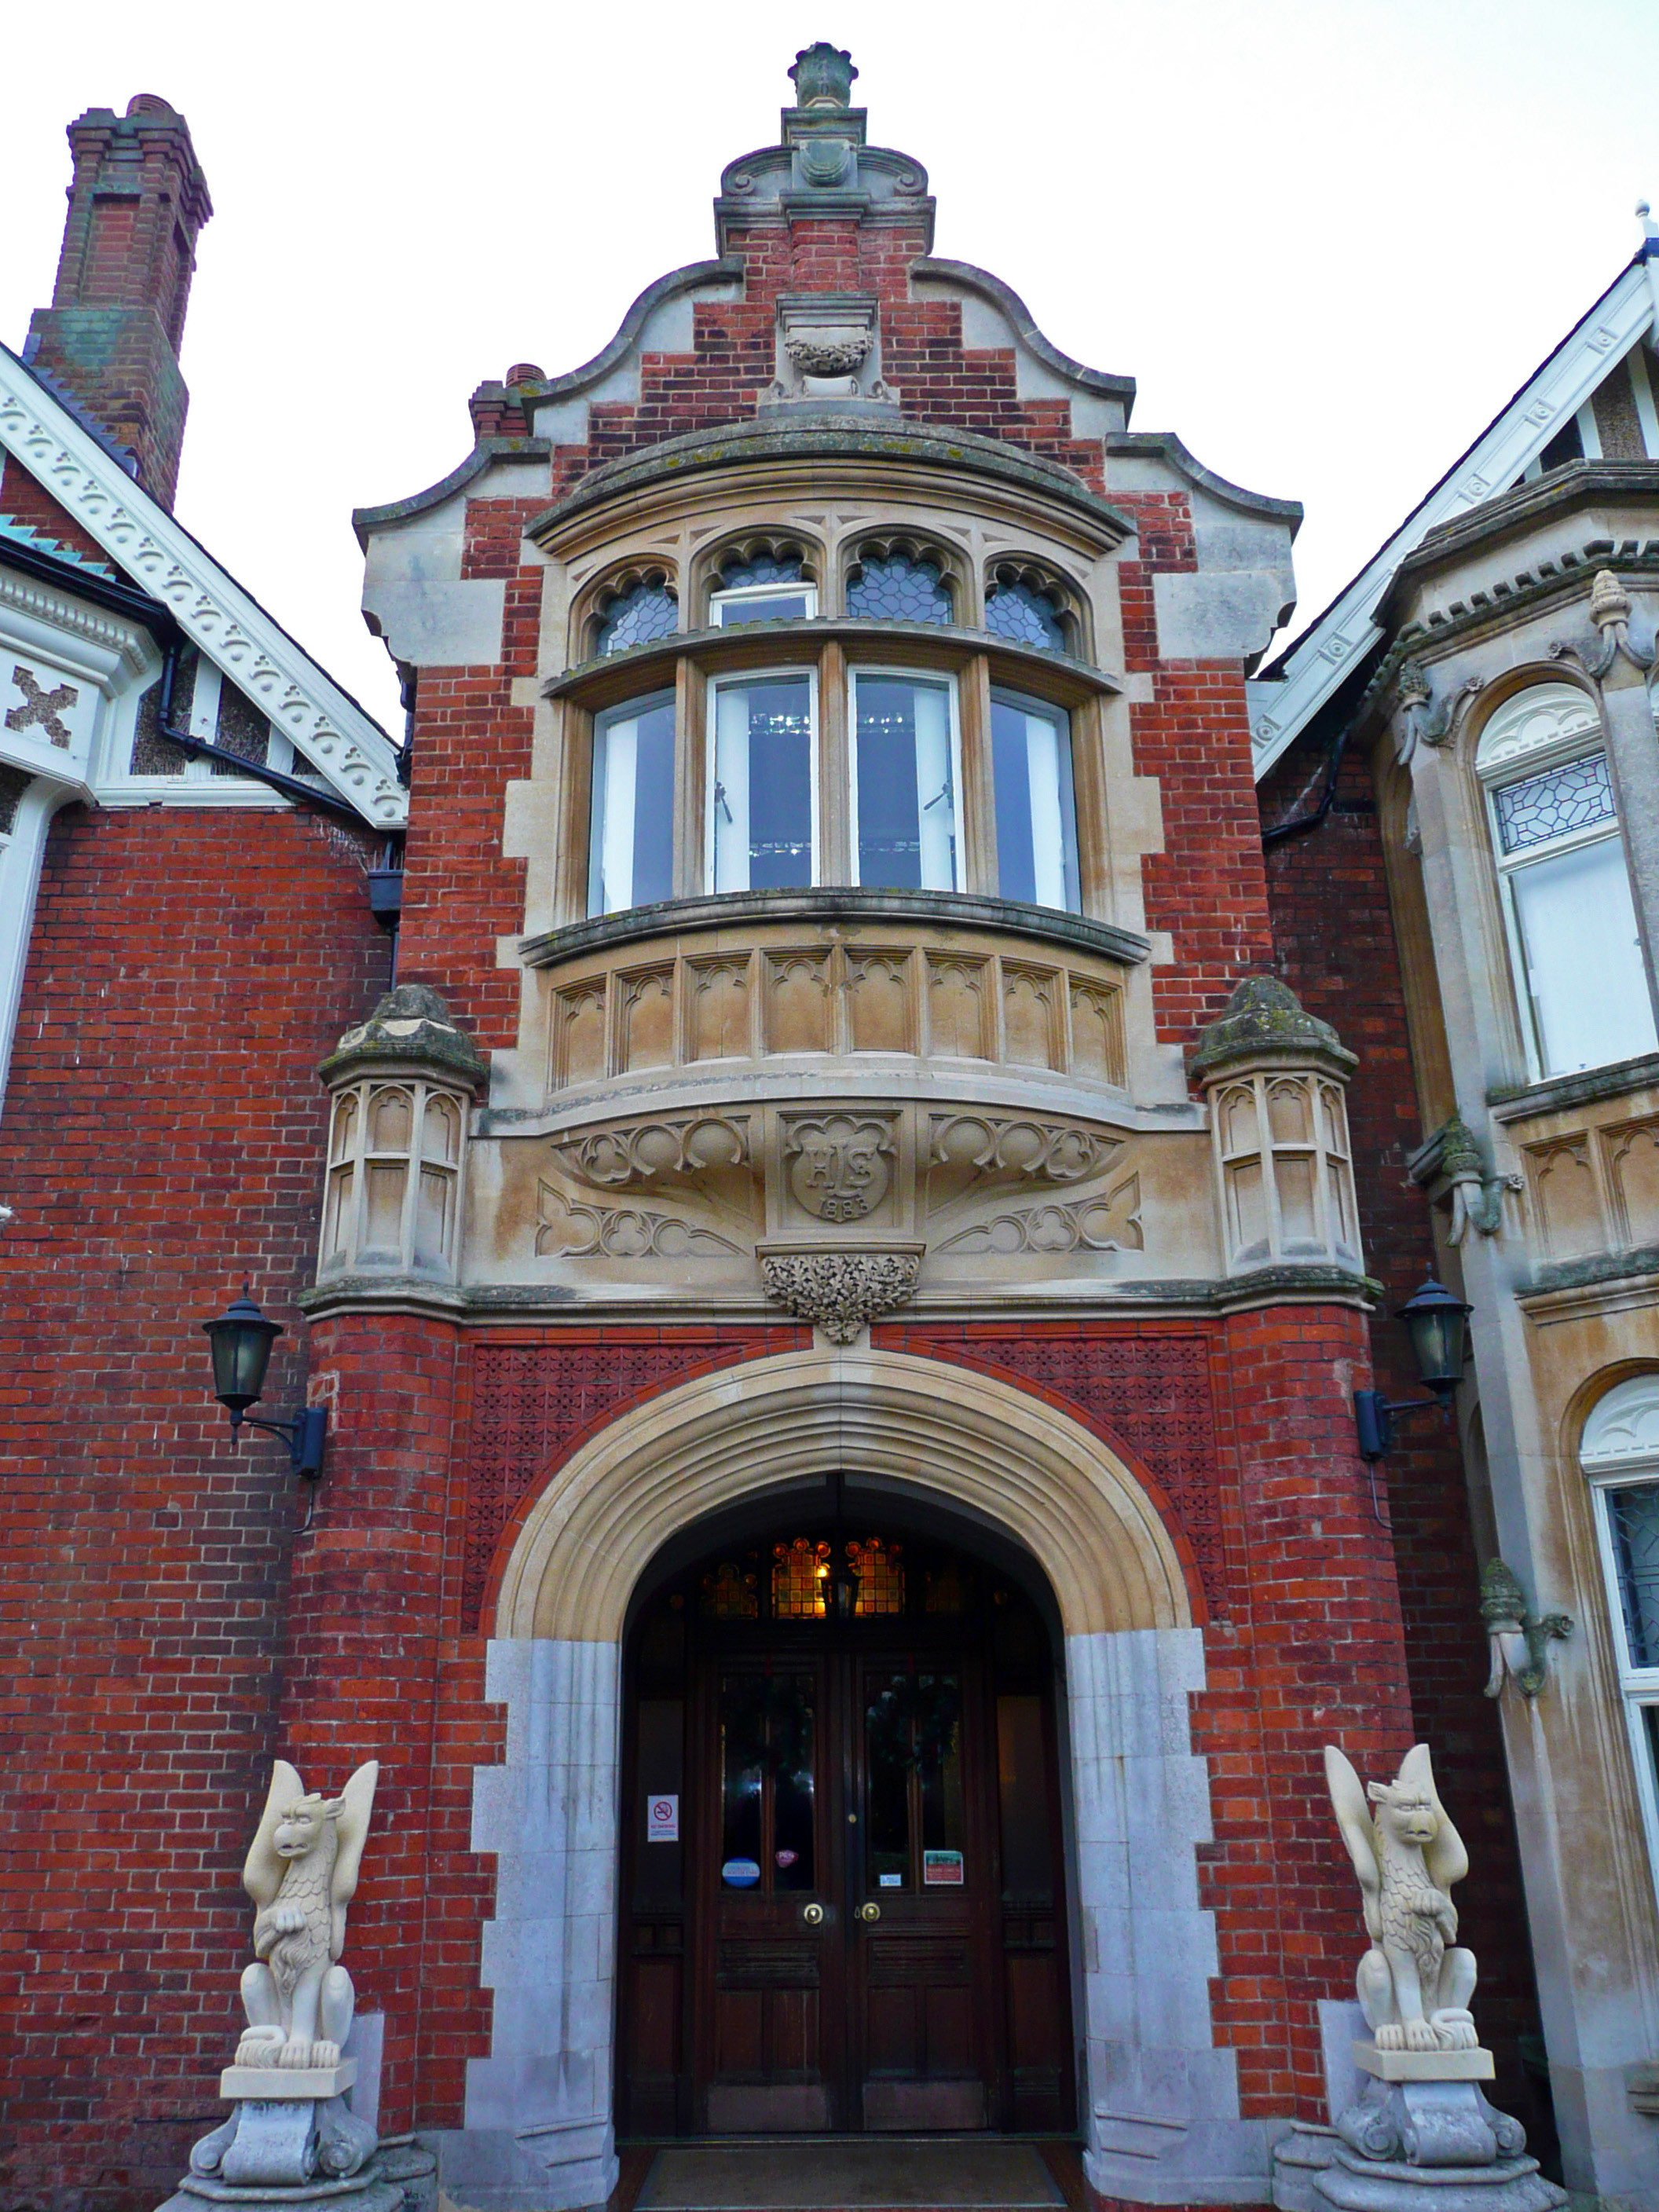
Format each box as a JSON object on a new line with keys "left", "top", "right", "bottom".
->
{"left": 218, "top": 2059, "right": 358, "bottom": 2100}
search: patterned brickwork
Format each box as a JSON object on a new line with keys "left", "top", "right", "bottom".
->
{"left": 460, "top": 1327, "right": 809, "bottom": 1629}
{"left": 870, "top": 1323, "right": 1230, "bottom": 1615}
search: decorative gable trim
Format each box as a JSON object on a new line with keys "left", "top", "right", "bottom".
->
{"left": 0, "top": 344, "right": 406, "bottom": 827}
{"left": 1251, "top": 259, "right": 1655, "bottom": 779}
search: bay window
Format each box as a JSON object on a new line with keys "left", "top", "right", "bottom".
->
{"left": 850, "top": 672, "right": 961, "bottom": 892}
{"left": 1477, "top": 683, "right": 1657, "bottom": 1078}
{"left": 589, "top": 692, "right": 676, "bottom": 916}
{"left": 709, "top": 672, "right": 816, "bottom": 891}
{"left": 991, "top": 690, "right": 1079, "bottom": 912}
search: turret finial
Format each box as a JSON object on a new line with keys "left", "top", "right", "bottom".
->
{"left": 789, "top": 42, "right": 857, "bottom": 110}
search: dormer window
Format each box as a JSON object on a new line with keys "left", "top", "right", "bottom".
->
{"left": 595, "top": 577, "right": 679, "bottom": 657}
{"left": 711, "top": 549, "right": 816, "bottom": 628}
{"left": 1476, "top": 682, "right": 1657, "bottom": 1079}
{"left": 846, "top": 548, "right": 953, "bottom": 625}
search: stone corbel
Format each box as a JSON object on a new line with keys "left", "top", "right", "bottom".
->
{"left": 1437, "top": 1117, "right": 1514, "bottom": 1246}
{"left": 757, "top": 1240, "right": 922, "bottom": 1342}
{"left": 1392, "top": 662, "right": 1485, "bottom": 767}
{"left": 1479, "top": 1559, "right": 1571, "bottom": 1699}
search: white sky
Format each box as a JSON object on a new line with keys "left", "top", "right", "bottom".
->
{"left": 4, "top": 0, "right": 1657, "bottom": 735}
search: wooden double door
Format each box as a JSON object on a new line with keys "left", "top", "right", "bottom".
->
{"left": 619, "top": 1529, "right": 1073, "bottom": 2137}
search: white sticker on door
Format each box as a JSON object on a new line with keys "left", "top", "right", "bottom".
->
{"left": 646, "top": 1793, "right": 679, "bottom": 1842}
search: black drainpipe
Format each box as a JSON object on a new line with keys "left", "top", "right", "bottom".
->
{"left": 1261, "top": 713, "right": 1353, "bottom": 847}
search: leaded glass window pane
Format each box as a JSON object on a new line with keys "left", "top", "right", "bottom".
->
{"left": 991, "top": 693, "right": 1079, "bottom": 911}
{"left": 595, "top": 580, "right": 678, "bottom": 656}
{"left": 1494, "top": 751, "right": 1617, "bottom": 854}
{"left": 848, "top": 1538, "right": 905, "bottom": 1615}
{"left": 772, "top": 1538, "right": 830, "bottom": 1619}
{"left": 711, "top": 676, "right": 814, "bottom": 891}
{"left": 986, "top": 580, "right": 1065, "bottom": 653}
{"left": 847, "top": 552, "right": 953, "bottom": 625}
{"left": 1609, "top": 1481, "right": 1659, "bottom": 1668}
{"left": 589, "top": 694, "right": 675, "bottom": 916}
{"left": 852, "top": 675, "right": 958, "bottom": 891}
{"left": 721, "top": 552, "right": 803, "bottom": 590}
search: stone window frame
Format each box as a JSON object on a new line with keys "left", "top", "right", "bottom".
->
{"left": 1580, "top": 1370, "right": 1659, "bottom": 1911}
{"left": 577, "top": 562, "right": 681, "bottom": 663}
{"left": 1467, "top": 676, "right": 1657, "bottom": 1084}
{"left": 983, "top": 556, "right": 1086, "bottom": 659}
{"left": 695, "top": 532, "right": 824, "bottom": 631}
{"left": 842, "top": 531, "right": 967, "bottom": 628}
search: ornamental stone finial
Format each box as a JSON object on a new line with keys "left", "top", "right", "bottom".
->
{"left": 1187, "top": 975, "right": 1356, "bottom": 1084}
{"left": 1479, "top": 1558, "right": 1571, "bottom": 1698}
{"left": 319, "top": 982, "right": 485, "bottom": 1089}
{"left": 789, "top": 42, "right": 858, "bottom": 109}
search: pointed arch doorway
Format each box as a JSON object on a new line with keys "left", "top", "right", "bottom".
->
{"left": 617, "top": 1485, "right": 1074, "bottom": 2137}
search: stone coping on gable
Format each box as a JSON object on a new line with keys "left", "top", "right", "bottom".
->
{"left": 518, "top": 886, "right": 1152, "bottom": 972}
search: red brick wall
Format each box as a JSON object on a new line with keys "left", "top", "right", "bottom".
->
{"left": 0, "top": 804, "right": 386, "bottom": 2212}
{"left": 1259, "top": 734, "right": 1541, "bottom": 2115}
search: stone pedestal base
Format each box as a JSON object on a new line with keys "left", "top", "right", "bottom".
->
{"left": 156, "top": 2094, "right": 428, "bottom": 2212}
{"left": 1311, "top": 2080, "right": 1566, "bottom": 2212}
{"left": 1273, "top": 2122, "right": 1339, "bottom": 2212}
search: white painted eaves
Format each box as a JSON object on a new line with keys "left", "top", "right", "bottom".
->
{"left": 1251, "top": 258, "right": 1655, "bottom": 781}
{"left": 0, "top": 342, "right": 405, "bottom": 827}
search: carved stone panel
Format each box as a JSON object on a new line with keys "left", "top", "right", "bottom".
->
{"left": 1001, "top": 964, "right": 1063, "bottom": 1071}
{"left": 926, "top": 954, "right": 991, "bottom": 1059}
{"left": 844, "top": 950, "right": 914, "bottom": 1053}
{"left": 782, "top": 1113, "right": 897, "bottom": 1228}
{"left": 1608, "top": 1119, "right": 1659, "bottom": 1247}
{"left": 554, "top": 980, "right": 608, "bottom": 1089}
{"left": 765, "top": 950, "right": 833, "bottom": 1054}
{"left": 687, "top": 956, "right": 753, "bottom": 1061}
{"left": 1526, "top": 1139, "right": 1601, "bottom": 1261}
{"left": 1070, "top": 981, "right": 1126, "bottom": 1088}
{"left": 617, "top": 965, "right": 676, "bottom": 1071}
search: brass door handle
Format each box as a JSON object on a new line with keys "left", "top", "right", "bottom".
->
{"left": 857, "top": 1901, "right": 881, "bottom": 1923}
{"left": 802, "top": 1901, "right": 826, "bottom": 1927}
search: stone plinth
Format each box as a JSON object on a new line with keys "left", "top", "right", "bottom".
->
{"left": 1355, "top": 2042, "right": 1495, "bottom": 2083}
{"left": 1313, "top": 2075, "right": 1566, "bottom": 2212}
{"left": 157, "top": 2075, "right": 396, "bottom": 2212}
{"left": 220, "top": 2060, "right": 357, "bottom": 2101}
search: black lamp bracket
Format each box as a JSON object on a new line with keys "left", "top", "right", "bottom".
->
{"left": 228, "top": 1404, "right": 328, "bottom": 1479}
{"left": 1353, "top": 1388, "right": 1452, "bottom": 1463}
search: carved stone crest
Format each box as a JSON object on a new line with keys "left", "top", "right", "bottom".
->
{"left": 786, "top": 1114, "right": 893, "bottom": 1222}
{"left": 760, "top": 1246, "right": 921, "bottom": 1342}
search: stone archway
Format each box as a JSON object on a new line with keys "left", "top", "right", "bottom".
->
{"left": 446, "top": 1349, "right": 1258, "bottom": 2212}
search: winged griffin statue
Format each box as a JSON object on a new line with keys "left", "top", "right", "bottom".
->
{"left": 1324, "top": 1742, "right": 1479, "bottom": 2054}
{"left": 234, "top": 1759, "right": 379, "bottom": 2071}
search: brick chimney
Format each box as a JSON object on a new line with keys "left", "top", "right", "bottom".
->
{"left": 24, "top": 94, "right": 213, "bottom": 511}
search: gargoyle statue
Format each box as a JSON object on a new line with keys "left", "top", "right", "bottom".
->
{"left": 234, "top": 1759, "right": 378, "bottom": 2071}
{"left": 1324, "top": 1742, "right": 1479, "bottom": 2054}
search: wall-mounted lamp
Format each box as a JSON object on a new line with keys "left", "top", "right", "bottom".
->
{"left": 202, "top": 1289, "right": 328, "bottom": 1478}
{"left": 1353, "top": 1276, "right": 1472, "bottom": 1462}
